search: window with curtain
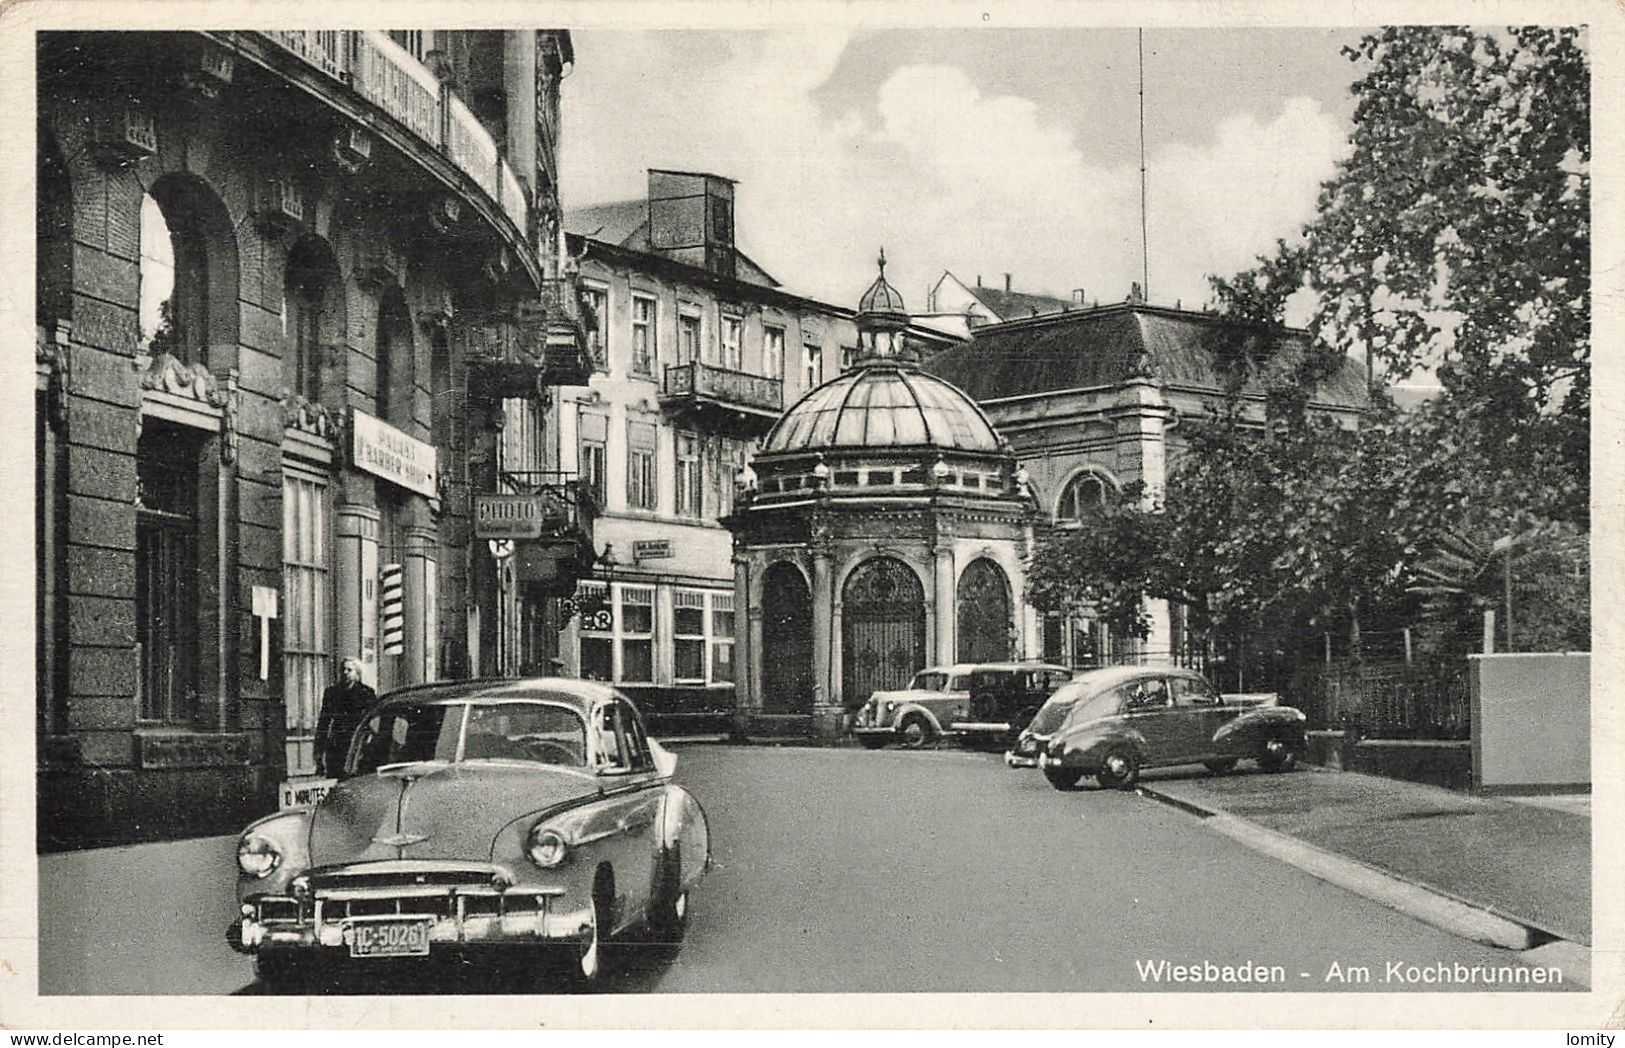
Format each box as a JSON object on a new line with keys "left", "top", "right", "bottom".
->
{"left": 631, "top": 294, "right": 656, "bottom": 376}
{"left": 675, "top": 431, "right": 703, "bottom": 518}
{"left": 626, "top": 420, "right": 658, "bottom": 511}
{"left": 282, "top": 470, "right": 331, "bottom": 775}
{"left": 578, "top": 410, "right": 608, "bottom": 510}
{"left": 721, "top": 314, "right": 742, "bottom": 371}
{"left": 763, "top": 326, "right": 784, "bottom": 381}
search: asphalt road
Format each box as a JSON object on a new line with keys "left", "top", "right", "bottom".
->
{"left": 230, "top": 744, "right": 1557, "bottom": 995}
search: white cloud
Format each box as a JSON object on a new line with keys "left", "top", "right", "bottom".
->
{"left": 561, "top": 34, "right": 1349, "bottom": 315}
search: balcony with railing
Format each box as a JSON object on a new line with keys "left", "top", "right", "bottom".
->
{"left": 253, "top": 30, "right": 530, "bottom": 248}
{"left": 661, "top": 361, "right": 784, "bottom": 436}
{"left": 494, "top": 470, "right": 599, "bottom": 595}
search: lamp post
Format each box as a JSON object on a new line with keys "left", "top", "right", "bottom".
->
{"left": 1490, "top": 534, "right": 1514, "bottom": 652}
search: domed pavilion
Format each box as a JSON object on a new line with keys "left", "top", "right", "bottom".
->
{"left": 726, "top": 254, "right": 1044, "bottom": 740}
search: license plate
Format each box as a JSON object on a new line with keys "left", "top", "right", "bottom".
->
{"left": 348, "top": 919, "right": 432, "bottom": 958}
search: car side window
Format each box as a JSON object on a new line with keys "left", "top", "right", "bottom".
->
{"left": 1123, "top": 678, "right": 1171, "bottom": 711}
{"left": 948, "top": 675, "right": 972, "bottom": 692}
{"left": 1172, "top": 677, "right": 1219, "bottom": 708}
{"left": 617, "top": 702, "right": 654, "bottom": 771}
{"left": 597, "top": 705, "right": 627, "bottom": 768}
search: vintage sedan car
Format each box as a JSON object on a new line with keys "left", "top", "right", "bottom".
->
{"left": 1005, "top": 664, "right": 1307, "bottom": 790}
{"left": 227, "top": 679, "right": 709, "bottom": 989}
{"left": 852, "top": 662, "right": 1073, "bottom": 748}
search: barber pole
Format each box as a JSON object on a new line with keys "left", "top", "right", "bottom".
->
{"left": 380, "top": 562, "right": 405, "bottom": 656}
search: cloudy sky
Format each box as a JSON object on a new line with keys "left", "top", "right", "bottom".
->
{"left": 557, "top": 25, "right": 1365, "bottom": 314}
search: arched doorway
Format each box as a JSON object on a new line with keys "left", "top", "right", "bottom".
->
{"left": 957, "top": 558, "right": 1012, "bottom": 663}
{"left": 761, "top": 562, "right": 813, "bottom": 714}
{"left": 842, "top": 556, "right": 926, "bottom": 710}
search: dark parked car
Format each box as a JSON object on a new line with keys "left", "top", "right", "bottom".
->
{"left": 228, "top": 679, "right": 709, "bottom": 989}
{"left": 1006, "top": 664, "right": 1307, "bottom": 790}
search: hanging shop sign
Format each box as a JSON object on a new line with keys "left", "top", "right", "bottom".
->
{"left": 351, "top": 409, "right": 437, "bottom": 498}
{"left": 474, "top": 492, "right": 569, "bottom": 539}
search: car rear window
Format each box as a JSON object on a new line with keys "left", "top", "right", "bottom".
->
{"left": 1028, "top": 691, "right": 1078, "bottom": 734}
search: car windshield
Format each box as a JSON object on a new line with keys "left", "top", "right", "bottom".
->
{"left": 348, "top": 700, "right": 588, "bottom": 774}
{"left": 463, "top": 702, "right": 587, "bottom": 767}
{"left": 349, "top": 702, "right": 464, "bottom": 775}
{"left": 910, "top": 671, "right": 948, "bottom": 692}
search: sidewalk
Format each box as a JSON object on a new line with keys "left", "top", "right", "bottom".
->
{"left": 1135, "top": 766, "right": 1590, "bottom": 952}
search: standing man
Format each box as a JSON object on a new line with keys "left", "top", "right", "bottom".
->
{"left": 315, "top": 657, "right": 377, "bottom": 777}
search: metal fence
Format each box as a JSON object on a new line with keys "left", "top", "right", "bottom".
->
{"left": 1287, "top": 657, "right": 1470, "bottom": 740}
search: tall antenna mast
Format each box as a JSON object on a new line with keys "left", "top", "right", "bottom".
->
{"left": 1138, "top": 28, "right": 1150, "bottom": 303}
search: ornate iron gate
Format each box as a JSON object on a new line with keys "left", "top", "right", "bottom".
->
{"left": 842, "top": 556, "right": 926, "bottom": 709}
{"left": 957, "top": 557, "right": 1012, "bottom": 664}
{"left": 761, "top": 562, "right": 813, "bottom": 713}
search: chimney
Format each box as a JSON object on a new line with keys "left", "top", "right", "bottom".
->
{"left": 976, "top": 274, "right": 982, "bottom": 288}
{"left": 1072, "top": 288, "right": 1086, "bottom": 304}
{"left": 1004, "top": 273, "right": 1012, "bottom": 293}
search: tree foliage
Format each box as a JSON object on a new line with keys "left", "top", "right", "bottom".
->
{"left": 1026, "top": 26, "right": 1589, "bottom": 666}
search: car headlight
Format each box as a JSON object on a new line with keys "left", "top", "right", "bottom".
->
{"left": 883, "top": 702, "right": 895, "bottom": 713}
{"left": 237, "top": 834, "right": 281, "bottom": 878}
{"left": 527, "top": 826, "right": 569, "bottom": 869}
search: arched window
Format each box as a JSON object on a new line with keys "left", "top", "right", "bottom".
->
{"left": 284, "top": 239, "right": 341, "bottom": 404}
{"left": 1055, "top": 470, "right": 1114, "bottom": 526}
{"left": 139, "top": 175, "right": 238, "bottom": 365}
{"left": 376, "top": 288, "right": 415, "bottom": 426}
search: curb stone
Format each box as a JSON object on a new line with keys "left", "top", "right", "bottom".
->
{"left": 1137, "top": 783, "right": 1591, "bottom": 986}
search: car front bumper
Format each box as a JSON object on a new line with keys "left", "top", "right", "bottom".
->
{"left": 230, "top": 862, "right": 590, "bottom": 959}
{"left": 851, "top": 726, "right": 896, "bottom": 738}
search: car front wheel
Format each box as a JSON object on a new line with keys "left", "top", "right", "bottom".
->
{"left": 856, "top": 734, "right": 888, "bottom": 750}
{"left": 1096, "top": 749, "right": 1140, "bottom": 790}
{"left": 647, "top": 848, "right": 689, "bottom": 945}
{"left": 1043, "top": 765, "right": 1082, "bottom": 790}
{"left": 253, "top": 950, "right": 306, "bottom": 992}
{"left": 1204, "top": 757, "right": 1239, "bottom": 775}
{"left": 1257, "top": 738, "right": 1299, "bottom": 773}
{"left": 897, "top": 715, "right": 934, "bottom": 749}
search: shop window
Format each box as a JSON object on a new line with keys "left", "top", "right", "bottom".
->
{"left": 626, "top": 420, "right": 658, "bottom": 511}
{"left": 675, "top": 431, "right": 703, "bottom": 518}
{"left": 578, "top": 582, "right": 612, "bottom": 682}
{"left": 711, "top": 593, "right": 735, "bottom": 683}
{"left": 674, "top": 590, "right": 707, "bottom": 683}
{"left": 619, "top": 585, "right": 655, "bottom": 683}
{"left": 136, "top": 423, "right": 202, "bottom": 724}
{"left": 282, "top": 470, "right": 331, "bottom": 775}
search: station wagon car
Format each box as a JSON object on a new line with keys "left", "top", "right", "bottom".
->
{"left": 852, "top": 662, "right": 1073, "bottom": 748}
{"left": 227, "top": 679, "right": 709, "bottom": 989}
{"left": 1005, "top": 665, "right": 1307, "bottom": 790}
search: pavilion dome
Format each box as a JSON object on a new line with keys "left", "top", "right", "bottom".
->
{"left": 762, "top": 364, "right": 1002, "bottom": 455}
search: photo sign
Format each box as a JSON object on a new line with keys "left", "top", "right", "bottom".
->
{"left": 351, "top": 409, "right": 437, "bottom": 498}
{"left": 474, "top": 492, "right": 568, "bottom": 539}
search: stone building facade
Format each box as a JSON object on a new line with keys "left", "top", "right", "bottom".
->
{"left": 35, "top": 29, "right": 590, "bottom": 848}
{"left": 553, "top": 172, "right": 868, "bottom": 725}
